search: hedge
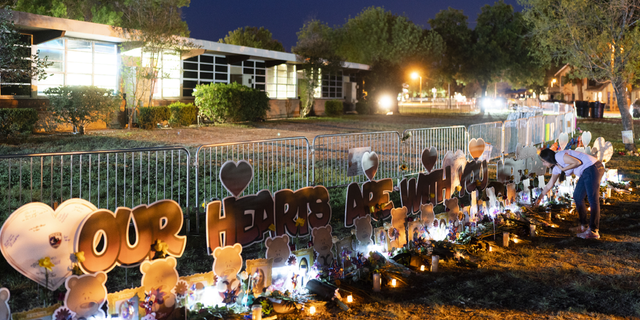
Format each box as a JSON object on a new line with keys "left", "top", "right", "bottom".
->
{"left": 324, "top": 100, "right": 343, "bottom": 116}
{"left": 138, "top": 106, "right": 170, "bottom": 129}
{"left": 168, "top": 102, "right": 198, "bottom": 127}
{"left": 356, "top": 100, "right": 372, "bottom": 115}
{"left": 0, "top": 108, "right": 38, "bottom": 138}
{"left": 193, "top": 82, "right": 270, "bottom": 123}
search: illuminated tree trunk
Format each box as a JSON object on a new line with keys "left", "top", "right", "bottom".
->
{"left": 614, "top": 79, "right": 636, "bottom": 151}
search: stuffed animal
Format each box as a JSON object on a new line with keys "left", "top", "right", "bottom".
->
{"left": 311, "top": 225, "right": 334, "bottom": 266}
{"left": 265, "top": 234, "right": 291, "bottom": 268}
{"left": 63, "top": 272, "right": 108, "bottom": 319}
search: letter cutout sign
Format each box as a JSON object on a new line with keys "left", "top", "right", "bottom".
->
{"left": 206, "top": 160, "right": 332, "bottom": 254}
{"left": 75, "top": 200, "right": 186, "bottom": 274}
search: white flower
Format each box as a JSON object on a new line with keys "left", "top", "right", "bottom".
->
{"left": 332, "top": 236, "right": 339, "bottom": 243}
{"left": 351, "top": 229, "right": 357, "bottom": 235}
{"left": 239, "top": 271, "right": 248, "bottom": 280}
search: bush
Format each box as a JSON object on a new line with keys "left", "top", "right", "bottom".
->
{"left": 139, "top": 106, "right": 170, "bottom": 129}
{"left": 193, "top": 82, "right": 270, "bottom": 123}
{"left": 45, "top": 86, "right": 120, "bottom": 133}
{"left": 0, "top": 108, "right": 38, "bottom": 138}
{"left": 356, "top": 100, "right": 372, "bottom": 115}
{"left": 324, "top": 100, "right": 343, "bottom": 116}
{"left": 168, "top": 102, "right": 197, "bottom": 127}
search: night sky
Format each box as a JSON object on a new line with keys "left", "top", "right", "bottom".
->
{"left": 183, "top": 0, "right": 523, "bottom": 52}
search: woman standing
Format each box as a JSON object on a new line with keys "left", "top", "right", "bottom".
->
{"left": 534, "top": 148, "right": 604, "bottom": 239}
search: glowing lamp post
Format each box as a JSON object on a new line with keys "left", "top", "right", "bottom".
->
{"left": 411, "top": 72, "right": 422, "bottom": 103}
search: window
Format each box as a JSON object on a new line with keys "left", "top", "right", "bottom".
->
{"left": 182, "top": 54, "right": 228, "bottom": 97}
{"left": 266, "top": 64, "right": 297, "bottom": 99}
{"left": 36, "top": 38, "right": 118, "bottom": 95}
{"left": 322, "top": 71, "right": 342, "bottom": 98}
{"left": 0, "top": 34, "right": 33, "bottom": 96}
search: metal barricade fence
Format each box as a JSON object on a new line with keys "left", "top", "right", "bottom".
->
{"left": 502, "top": 120, "right": 519, "bottom": 155}
{"left": 312, "top": 131, "right": 401, "bottom": 187}
{"left": 516, "top": 118, "right": 529, "bottom": 149}
{"left": 468, "top": 122, "right": 502, "bottom": 159}
{"left": 402, "top": 126, "right": 468, "bottom": 175}
{"left": 0, "top": 146, "right": 191, "bottom": 218}
{"left": 194, "top": 137, "right": 310, "bottom": 214}
{"left": 529, "top": 116, "right": 545, "bottom": 146}
{"left": 543, "top": 114, "right": 560, "bottom": 142}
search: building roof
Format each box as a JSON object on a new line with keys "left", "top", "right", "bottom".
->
{"left": 10, "top": 10, "right": 369, "bottom": 71}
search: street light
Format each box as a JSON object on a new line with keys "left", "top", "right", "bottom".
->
{"left": 411, "top": 72, "right": 422, "bottom": 103}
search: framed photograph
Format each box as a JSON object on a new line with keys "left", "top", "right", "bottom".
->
{"left": 292, "top": 248, "right": 314, "bottom": 287}
{"left": 335, "top": 237, "right": 353, "bottom": 268}
{"left": 407, "top": 221, "right": 423, "bottom": 242}
{"left": 373, "top": 227, "right": 388, "bottom": 251}
{"left": 107, "top": 287, "right": 144, "bottom": 320}
{"left": 246, "top": 258, "right": 273, "bottom": 296}
{"left": 12, "top": 304, "right": 60, "bottom": 320}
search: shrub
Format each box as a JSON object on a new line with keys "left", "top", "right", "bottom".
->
{"left": 324, "top": 100, "right": 343, "bottom": 116}
{"left": 168, "top": 102, "right": 197, "bottom": 127}
{"left": 356, "top": 100, "right": 372, "bottom": 115}
{"left": 193, "top": 82, "right": 270, "bottom": 123}
{"left": 139, "top": 106, "right": 170, "bottom": 129}
{"left": 0, "top": 108, "right": 38, "bottom": 138}
{"left": 45, "top": 85, "right": 121, "bottom": 134}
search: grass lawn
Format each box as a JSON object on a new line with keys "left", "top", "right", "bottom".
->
{"left": 1, "top": 112, "right": 640, "bottom": 318}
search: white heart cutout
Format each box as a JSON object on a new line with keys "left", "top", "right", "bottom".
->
{"left": 582, "top": 131, "right": 592, "bottom": 147}
{"left": 0, "top": 199, "right": 97, "bottom": 290}
{"left": 361, "top": 151, "right": 379, "bottom": 181}
{"left": 593, "top": 137, "right": 613, "bottom": 163}
{"left": 558, "top": 133, "right": 569, "bottom": 151}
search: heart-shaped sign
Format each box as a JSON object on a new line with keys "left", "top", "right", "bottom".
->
{"left": 362, "top": 151, "right": 379, "bottom": 181}
{"left": 582, "top": 131, "right": 592, "bottom": 147}
{"left": 468, "top": 138, "right": 486, "bottom": 159}
{"left": 593, "top": 137, "right": 613, "bottom": 163}
{"left": 0, "top": 199, "right": 97, "bottom": 290}
{"left": 219, "top": 160, "right": 254, "bottom": 197}
{"left": 558, "top": 133, "right": 569, "bottom": 151}
{"left": 421, "top": 146, "right": 438, "bottom": 173}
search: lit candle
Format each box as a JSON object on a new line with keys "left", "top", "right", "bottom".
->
{"left": 252, "top": 305, "right": 262, "bottom": 320}
{"left": 309, "top": 306, "right": 316, "bottom": 315}
{"left": 373, "top": 273, "right": 381, "bottom": 292}
{"left": 503, "top": 232, "right": 510, "bottom": 247}
{"left": 529, "top": 225, "right": 536, "bottom": 237}
{"left": 391, "top": 279, "right": 397, "bottom": 287}
{"left": 347, "top": 295, "right": 353, "bottom": 303}
{"left": 488, "top": 245, "right": 493, "bottom": 252}
{"left": 420, "top": 265, "right": 425, "bottom": 271}
{"left": 431, "top": 255, "right": 439, "bottom": 272}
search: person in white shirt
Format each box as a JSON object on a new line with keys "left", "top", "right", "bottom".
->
{"left": 534, "top": 148, "right": 604, "bottom": 239}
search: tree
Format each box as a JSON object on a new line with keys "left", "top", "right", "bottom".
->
{"left": 521, "top": 0, "right": 640, "bottom": 151}
{"left": 292, "top": 19, "right": 343, "bottom": 117}
{"left": 334, "top": 7, "right": 444, "bottom": 112}
{"left": 466, "top": 1, "right": 542, "bottom": 97}
{"left": 0, "top": 7, "right": 50, "bottom": 89}
{"left": 429, "top": 8, "right": 472, "bottom": 97}
{"left": 220, "top": 26, "right": 285, "bottom": 52}
{"left": 115, "top": 0, "right": 195, "bottom": 129}
{"left": 45, "top": 85, "right": 120, "bottom": 134}
{"left": 12, "top": 0, "right": 122, "bottom": 25}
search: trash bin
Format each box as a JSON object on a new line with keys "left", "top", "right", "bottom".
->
{"left": 575, "top": 101, "right": 584, "bottom": 117}
{"left": 598, "top": 103, "right": 605, "bottom": 118}
{"left": 588, "top": 102, "right": 595, "bottom": 118}
{"left": 592, "top": 101, "right": 604, "bottom": 119}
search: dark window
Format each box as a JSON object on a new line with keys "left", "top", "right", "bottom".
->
{"left": 183, "top": 71, "right": 198, "bottom": 79}
{"left": 255, "top": 69, "right": 265, "bottom": 75}
{"left": 185, "top": 56, "right": 198, "bottom": 62}
{"left": 200, "top": 55, "right": 214, "bottom": 63}
{"left": 216, "top": 57, "right": 228, "bottom": 64}
{"left": 255, "top": 62, "right": 265, "bottom": 68}
{"left": 243, "top": 68, "right": 253, "bottom": 75}
{"left": 183, "top": 88, "right": 193, "bottom": 96}
{"left": 200, "top": 64, "right": 214, "bottom": 71}
{"left": 215, "top": 73, "right": 228, "bottom": 80}
{"left": 255, "top": 76, "right": 265, "bottom": 83}
{"left": 244, "top": 61, "right": 254, "bottom": 67}
{"left": 200, "top": 72, "right": 214, "bottom": 80}
{"left": 215, "top": 65, "right": 227, "bottom": 73}
{"left": 183, "top": 80, "right": 198, "bottom": 89}
{"left": 183, "top": 62, "right": 198, "bottom": 70}
{"left": 255, "top": 84, "right": 265, "bottom": 91}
